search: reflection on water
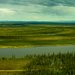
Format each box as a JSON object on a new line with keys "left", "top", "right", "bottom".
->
{"left": 0, "top": 45, "right": 75, "bottom": 57}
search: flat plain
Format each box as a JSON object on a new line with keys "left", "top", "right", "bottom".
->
{"left": 0, "top": 25, "right": 75, "bottom": 48}
{"left": 0, "top": 24, "right": 75, "bottom": 75}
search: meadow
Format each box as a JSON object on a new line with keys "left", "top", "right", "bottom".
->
{"left": 0, "top": 24, "right": 75, "bottom": 75}
{"left": 0, "top": 25, "right": 75, "bottom": 48}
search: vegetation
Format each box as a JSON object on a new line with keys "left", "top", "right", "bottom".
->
{"left": 0, "top": 53, "right": 75, "bottom": 75}
{"left": 0, "top": 25, "right": 75, "bottom": 48}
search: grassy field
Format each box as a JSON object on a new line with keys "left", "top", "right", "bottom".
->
{"left": 0, "top": 53, "right": 75, "bottom": 75}
{"left": 0, "top": 25, "right": 75, "bottom": 48}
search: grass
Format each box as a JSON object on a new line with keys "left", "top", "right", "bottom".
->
{"left": 0, "top": 53, "right": 75, "bottom": 75}
{"left": 0, "top": 25, "right": 75, "bottom": 48}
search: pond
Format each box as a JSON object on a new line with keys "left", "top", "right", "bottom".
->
{"left": 0, "top": 45, "right": 75, "bottom": 57}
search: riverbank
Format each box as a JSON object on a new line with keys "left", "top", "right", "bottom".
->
{"left": 0, "top": 53, "right": 75, "bottom": 75}
{"left": 0, "top": 44, "right": 75, "bottom": 48}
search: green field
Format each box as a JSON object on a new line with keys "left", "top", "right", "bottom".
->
{"left": 0, "top": 53, "right": 75, "bottom": 75}
{"left": 0, "top": 25, "right": 75, "bottom": 48}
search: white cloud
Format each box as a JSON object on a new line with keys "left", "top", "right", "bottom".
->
{"left": 0, "top": 8, "right": 15, "bottom": 15}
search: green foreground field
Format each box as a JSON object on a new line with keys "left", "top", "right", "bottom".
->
{"left": 0, "top": 25, "right": 75, "bottom": 48}
{"left": 0, "top": 53, "right": 75, "bottom": 75}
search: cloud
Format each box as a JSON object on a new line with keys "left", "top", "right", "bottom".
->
{"left": 0, "top": 3, "right": 75, "bottom": 21}
{"left": 50, "top": 5, "right": 75, "bottom": 16}
{"left": 0, "top": 8, "right": 15, "bottom": 15}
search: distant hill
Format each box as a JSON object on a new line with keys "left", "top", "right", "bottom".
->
{"left": 0, "top": 21, "right": 75, "bottom": 27}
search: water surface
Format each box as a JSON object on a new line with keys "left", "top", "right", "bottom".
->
{"left": 0, "top": 46, "right": 75, "bottom": 57}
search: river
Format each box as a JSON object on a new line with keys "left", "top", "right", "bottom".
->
{"left": 0, "top": 45, "right": 75, "bottom": 57}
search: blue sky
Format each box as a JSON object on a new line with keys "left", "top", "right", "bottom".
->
{"left": 0, "top": 0, "right": 75, "bottom": 22}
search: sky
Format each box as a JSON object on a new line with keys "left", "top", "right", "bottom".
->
{"left": 0, "top": 0, "right": 75, "bottom": 22}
